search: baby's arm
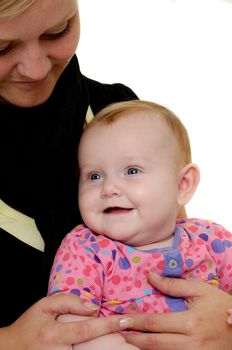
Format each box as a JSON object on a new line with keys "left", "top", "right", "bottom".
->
{"left": 50, "top": 227, "right": 139, "bottom": 349}
{"left": 211, "top": 225, "right": 232, "bottom": 326}
{"left": 58, "top": 314, "right": 139, "bottom": 350}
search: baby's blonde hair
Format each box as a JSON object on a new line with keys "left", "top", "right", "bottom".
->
{"left": 85, "top": 100, "right": 192, "bottom": 167}
{"left": 0, "top": 0, "right": 36, "bottom": 17}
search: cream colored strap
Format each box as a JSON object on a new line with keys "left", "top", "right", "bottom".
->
{"left": 84, "top": 105, "right": 94, "bottom": 129}
{"left": 0, "top": 105, "right": 94, "bottom": 252}
{"left": 0, "top": 199, "right": 45, "bottom": 252}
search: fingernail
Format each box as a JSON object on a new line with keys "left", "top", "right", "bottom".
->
{"left": 83, "top": 301, "right": 99, "bottom": 311}
{"left": 227, "top": 315, "right": 232, "bottom": 325}
{"left": 149, "top": 271, "right": 162, "bottom": 280}
{"left": 119, "top": 317, "right": 134, "bottom": 329}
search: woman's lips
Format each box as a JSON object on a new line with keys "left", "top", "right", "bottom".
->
{"left": 14, "top": 80, "right": 44, "bottom": 89}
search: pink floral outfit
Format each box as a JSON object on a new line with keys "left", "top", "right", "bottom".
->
{"left": 48, "top": 218, "right": 232, "bottom": 315}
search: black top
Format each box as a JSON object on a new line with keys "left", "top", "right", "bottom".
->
{"left": 0, "top": 55, "right": 138, "bottom": 326}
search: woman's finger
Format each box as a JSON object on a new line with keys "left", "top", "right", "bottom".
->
{"left": 125, "top": 311, "right": 190, "bottom": 334}
{"left": 57, "top": 315, "right": 134, "bottom": 345}
{"left": 124, "top": 333, "right": 189, "bottom": 350}
{"left": 148, "top": 272, "right": 210, "bottom": 299}
{"left": 37, "top": 293, "right": 99, "bottom": 318}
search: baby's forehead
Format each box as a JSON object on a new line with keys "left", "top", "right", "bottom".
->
{"left": 83, "top": 111, "right": 174, "bottom": 148}
{"left": 91, "top": 108, "right": 168, "bottom": 129}
{"left": 85, "top": 112, "right": 176, "bottom": 151}
{"left": 121, "top": 111, "right": 173, "bottom": 139}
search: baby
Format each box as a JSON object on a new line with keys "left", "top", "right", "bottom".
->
{"left": 48, "top": 100, "right": 232, "bottom": 349}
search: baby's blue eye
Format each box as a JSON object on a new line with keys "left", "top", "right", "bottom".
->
{"left": 127, "top": 168, "right": 139, "bottom": 175}
{"left": 90, "top": 173, "right": 101, "bottom": 181}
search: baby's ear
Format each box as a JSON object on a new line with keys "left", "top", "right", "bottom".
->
{"left": 177, "top": 163, "right": 200, "bottom": 206}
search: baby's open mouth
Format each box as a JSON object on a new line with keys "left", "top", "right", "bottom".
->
{"left": 104, "top": 207, "right": 133, "bottom": 214}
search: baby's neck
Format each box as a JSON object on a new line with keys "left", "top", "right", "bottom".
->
{"left": 136, "top": 234, "right": 174, "bottom": 251}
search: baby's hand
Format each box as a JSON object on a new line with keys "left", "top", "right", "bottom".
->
{"left": 227, "top": 308, "right": 232, "bottom": 324}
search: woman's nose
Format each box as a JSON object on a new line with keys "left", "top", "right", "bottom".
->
{"left": 17, "top": 42, "right": 51, "bottom": 80}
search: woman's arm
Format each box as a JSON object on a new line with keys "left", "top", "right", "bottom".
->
{"left": 0, "top": 293, "right": 133, "bottom": 350}
{"left": 124, "top": 273, "right": 232, "bottom": 350}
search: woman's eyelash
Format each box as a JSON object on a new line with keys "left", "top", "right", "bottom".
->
{"left": 0, "top": 43, "right": 14, "bottom": 57}
{"left": 43, "top": 22, "right": 72, "bottom": 40}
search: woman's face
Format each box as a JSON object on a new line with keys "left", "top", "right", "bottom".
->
{"left": 0, "top": 0, "right": 80, "bottom": 107}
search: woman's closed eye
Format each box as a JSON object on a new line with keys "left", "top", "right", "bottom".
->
{"left": 0, "top": 19, "right": 73, "bottom": 58}
{"left": 41, "top": 21, "right": 72, "bottom": 41}
{"left": 0, "top": 42, "right": 15, "bottom": 57}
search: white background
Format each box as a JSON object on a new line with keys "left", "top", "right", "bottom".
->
{"left": 77, "top": 0, "right": 232, "bottom": 230}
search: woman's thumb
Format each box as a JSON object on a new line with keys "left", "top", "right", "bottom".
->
{"left": 148, "top": 271, "right": 206, "bottom": 299}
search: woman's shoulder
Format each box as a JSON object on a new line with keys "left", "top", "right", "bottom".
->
{"left": 82, "top": 74, "right": 138, "bottom": 114}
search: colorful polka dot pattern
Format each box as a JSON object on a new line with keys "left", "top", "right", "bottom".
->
{"left": 48, "top": 218, "right": 232, "bottom": 316}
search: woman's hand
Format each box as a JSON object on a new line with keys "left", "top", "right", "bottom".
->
{"left": 124, "top": 273, "right": 232, "bottom": 350}
{"left": 0, "top": 293, "right": 133, "bottom": 350}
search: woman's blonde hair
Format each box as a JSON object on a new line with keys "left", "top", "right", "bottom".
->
{"left": 0, "top": 0, "right": 36, "bottom": 18}
{"left": 86, "top": 100, "right": 192, "bottom": 167}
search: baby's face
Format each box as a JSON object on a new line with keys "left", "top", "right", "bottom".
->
{"left": 78, "top": 112, "right": 180, "bottom": 248}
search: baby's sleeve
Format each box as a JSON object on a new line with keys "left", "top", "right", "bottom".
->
{"left": 48, "top": 225, "right": 105, "bottom": 307}
{"left": 209, "top": 224, "right": 232, "bottom": 293}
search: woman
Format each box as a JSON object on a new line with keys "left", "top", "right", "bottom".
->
{"left": 0, "top": 0, "right": 231, "bottom": 349}
{"left": 0, "top": 0, "right": 137, "bottom": 347}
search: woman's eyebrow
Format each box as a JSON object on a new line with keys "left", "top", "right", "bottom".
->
{"left": 47, "top": 9, "right": 76, "bottom": 32}
{"left": 0, "top": 8, "right": 77, "bottom": 41}
{"left": 0, "top": 39, "right": 13, "bottom": 45}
